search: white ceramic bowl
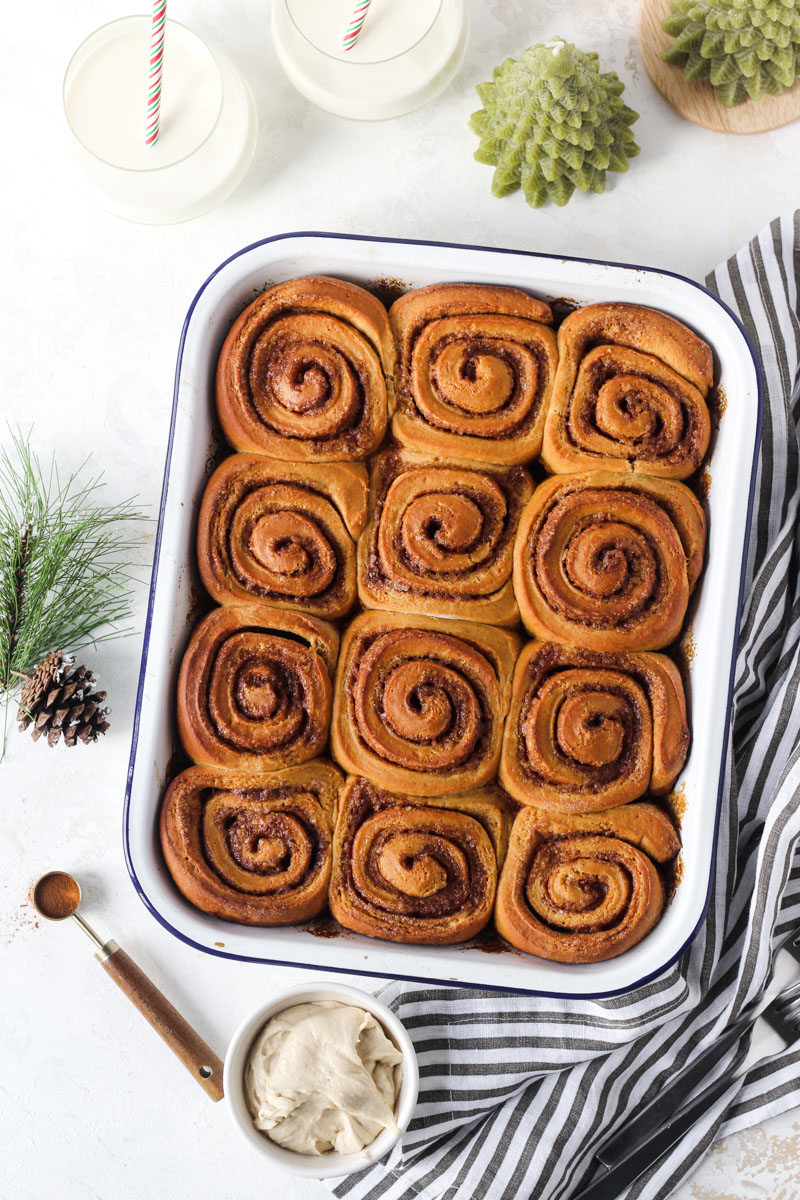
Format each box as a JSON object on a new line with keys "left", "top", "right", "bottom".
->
{"left": 223, "top": 981, "right": 419, "bottom": 1178}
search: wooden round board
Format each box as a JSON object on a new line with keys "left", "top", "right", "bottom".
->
{"left": 639, "top": 0, "right": 800, "bottom": 133}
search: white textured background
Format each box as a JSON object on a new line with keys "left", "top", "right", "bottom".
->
{"left": 3, "top": 2, "right": 800, "bottom": 1198}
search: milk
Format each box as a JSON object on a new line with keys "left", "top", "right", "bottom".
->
{"left": 63, "top": 18, "right": 257, "bottom": 223}
{"left": 272, "top": 0, "right": 468, "bottom": 120}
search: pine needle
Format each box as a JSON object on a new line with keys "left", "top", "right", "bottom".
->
{"left": 0, "top": 427, "right": 147, "bottom": 753}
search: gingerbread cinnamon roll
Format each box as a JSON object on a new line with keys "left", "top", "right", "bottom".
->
{"left": 216, "top": 276, "right": 394, "bottom": 461}
{"left": 541, "top": 303, "right": 713, "bottom": 478}
{"left": 390, "top": 283, "right": 558, "bottom": 464}
{"left": 357, "top": 448, "right": 533, "bottom": 626}
{"left": 513, "top": 470, "right": 706, "bottom": 650}
{"left": 197, "top": 455, "right": 368, "bottom": 619}
{"left": 160, "top": 761, "right": 342, "bottom": 925}
{"left": 500, "top": 642, "right": 689, "bottom": 812}
{"left": 177, "top": 604, "right": 338, "bottom": 772}
{"left": 331, "top": 611, "right": 520, "bottom": 796}
{"left": 329, "top": 776, "right": 510, "bottom": 945}
{"left": 496, "top": 803, "right": 680, "bottom": 962}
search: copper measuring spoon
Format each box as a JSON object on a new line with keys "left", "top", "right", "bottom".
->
{"left": 32, "top": 871, "right": 224, "bottom": 1101}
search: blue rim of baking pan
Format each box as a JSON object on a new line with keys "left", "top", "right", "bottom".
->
{"left": 122, "top": 230, "right": 764, "bottom": 998}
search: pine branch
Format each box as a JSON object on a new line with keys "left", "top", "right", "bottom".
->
{"left": 3, "top": 522, "right": 32, "bottom": 681}
{"left": 0, "top": 427, "right": 147, "bottom": 750}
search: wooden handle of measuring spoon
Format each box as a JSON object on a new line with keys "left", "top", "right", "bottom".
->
{"left": 100, "top": 943, "right": 224, "bottom": 1101}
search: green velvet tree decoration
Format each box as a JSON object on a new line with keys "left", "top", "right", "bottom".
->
{"left": 661, "top": 0, "right": 800, "bottom": 107}
{"left": 469, "top": 38, "right": 640, "bottom": 209}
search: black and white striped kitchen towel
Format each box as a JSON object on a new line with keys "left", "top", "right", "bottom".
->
{"left": 333, "top": 211, "right": 800, "bottom": 1200}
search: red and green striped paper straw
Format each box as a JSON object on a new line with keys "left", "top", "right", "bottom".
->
{"left": 342, "top": 0, "right": 372, "bottom": 51}
{"left": 145, "top": 0, "right": 167, "bottom": 146}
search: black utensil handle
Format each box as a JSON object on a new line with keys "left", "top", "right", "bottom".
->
{"left": 596, "top": 1017, "right": 748, "bottom": 1169}
{"left": 572, "top": 1073, "right": 738, "bottom": 1200}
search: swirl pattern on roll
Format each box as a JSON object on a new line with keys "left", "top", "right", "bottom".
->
{"left": 500, "top": 642, "right": 689, "bottom": 811}
{"left": 160, "top": 762, "right": 342, "bottom": 925}
{"left": 198, "top": 455, "right": 368, "bottom": 619}
{"left": 495, "top": 804, "right": 680, "bottom": 962}
{"left": 389, "top": 283, "right": 558, "bottom": 464}
{"left": 216, "top": 276, "right": 394, "bottom": 462}
{"left": 513, "top": 470, "right": 706, "bottom": 650}
{"left": 331, "top": 612, "right": 520, "bottom": 795}
{"left": 542, "top": 303, "right": 713, "bottom": 478}
{"left": 329, "top": 776, "right": 510, "bottom": 945}
{"left": 358, "top": 448, "right": 533, "bottom": 626}
{"left": 177, "top": 604, "right": 338, "bottom": 772}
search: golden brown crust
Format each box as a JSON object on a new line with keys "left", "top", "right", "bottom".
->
{"left": 542, "top": 303, "right": 713, "bottom": 478}
{"left": 329, "top": 775, "right": 511, "bottom": 944}
{"left": 197, "top": 454, "right": 368, "bottom": 620}
{"left": 357, "top": 447, "right": 533, "bottom": 626}
{"left": 499, "top": 642, "right": 689, "bottom": 811}
{"left": 389, "top": 283, "right": 558, "bottom": 464}
{"left": 216, "top": 276, "right": 394, "bottom": 462}
{"left": 513, "top": 470, "right": 706, "bottom": 651}
{"left": 173, "top": 280, "right": 714, "bottom": 958}
{"left": 177, "top": 604, "right": 338, "bottom": 772}
{"left": 331, "top": 611, "right": 520, "bottom": 796}
{"left": 495, "top": 803, "right": 681, "bottom": 962}
{"left": 160, "top": 761, "right": 343, "bottom": 925}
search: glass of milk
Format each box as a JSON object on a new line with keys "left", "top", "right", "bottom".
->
{"left": 272, "top": 0, "right": 468, "bottom": 120}
{"left": 63, "top": 17, "right": 258, "bottom": 224}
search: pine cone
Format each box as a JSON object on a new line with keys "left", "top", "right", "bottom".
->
{"left": 470, "top": 38, "right": 639, "bottom": 209}
{"left": 17, "top": 651, "right": 110, "bottom": 747}
{"left": 661, "top": 0, "right": 800, "bottom": 107}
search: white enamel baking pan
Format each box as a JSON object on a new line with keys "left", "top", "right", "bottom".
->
{"left": 124, "top": 232, "right": 762, "bottom": 996}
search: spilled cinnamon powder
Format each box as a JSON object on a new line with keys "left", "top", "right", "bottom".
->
{"left": 365, "top": 276, "right": 408, "bottom": 308}
{"left": 672, "top": 627, "right": 696, "bottom": 690}
{"left": 664, "top": 781, "right": 687, "bottom": 829}
{"left": 690, "top": 468, "right": 712, "bottom": 506}
{"left": 664, "top": 852, "right": 685, "bottom": 906}
{"left": 471, "top": 930, "right": 518, "bottom": 955}
{"left": 549, "top": 297, "right": 580, "bottom": 323}
{"left": 709, "top": 385, "right": 727, "bottom": 431}
{"left": 305, "top": 915, "right": 343, "bottom": 939}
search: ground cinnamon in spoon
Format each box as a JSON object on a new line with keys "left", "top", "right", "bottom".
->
{"left": 33, "top": 872, "right": 81, "bottom": 920}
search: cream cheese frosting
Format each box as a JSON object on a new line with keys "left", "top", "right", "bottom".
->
{"left": 245, "top": 1001, "right": 403, "bottom": 1156}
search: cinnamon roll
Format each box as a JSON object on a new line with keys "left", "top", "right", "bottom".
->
{"left": 197, "top": 455, "right": 368, "bottom": 619}
{"left": 329, "top": 776, "right": 510, "bottom": 945}
{"left": 513, "top": 470, "right": 706, "bottom": 650}
{"left": 331, "top": 611, "right": 520, "bottom": 796}
{"left": 500, "top": 642, "right": 689, "bottom": 811}
{"left": 216, "top": 276, "right": 394, "bottom": 462}
{"left": 357, "top": 447, "right": 533, "bottom": 626}
{"left": 390, "top": 283, "right": 558, "bottom": 464}
{"left": 160, "top": 761, "right": 342, "bottom": 925}
{"left": 541, "top": 303, "right": 713, "bottom": 478}
{"left": 495, "top": 803, "right": 680, "bottom": 962}
{"left": 177, "top": 604, "right": 338, "bottom": 772}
